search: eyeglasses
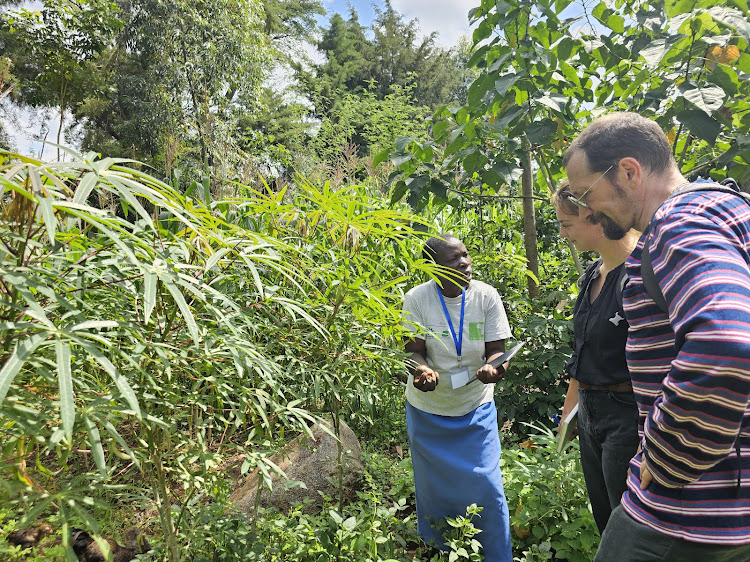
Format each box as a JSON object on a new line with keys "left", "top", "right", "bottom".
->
{"left": 566, "top": 165, "right": 614, "bottom": 209}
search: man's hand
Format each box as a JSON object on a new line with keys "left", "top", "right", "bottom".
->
{"left": 413, "top": 365, "right": 439, "bottom": 391}
{"left": 640, "top": 459, "right": 653, "bottom": 490}
{"left": 627, "top": 442, "right": 653, "bottom": 489}
{"left": 476, "top": 363, "right": 506, "bottom": 384}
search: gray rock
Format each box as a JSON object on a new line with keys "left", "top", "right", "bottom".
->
{"left": 230, "top": 418, "right": 363, "bottom": 515}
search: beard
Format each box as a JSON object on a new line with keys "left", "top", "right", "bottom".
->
{"left": 590, "top": 212, "right": 628, "bottom": 240}
{"left": 588, "top": 177, "right": 631, "bottom": 240}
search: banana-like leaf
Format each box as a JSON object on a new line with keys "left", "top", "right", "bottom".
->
{"left": 72, "top": 172, "right": 99, "bottom": 205}
{"left": 0, "top": 334, "right": 46, "bottom": 404}
{"left": 162, "top": 277, "right": 200, "bottom": 345}
{"left": 36, "top": 196, "right": 57, "bottom": 244}
{"left": 143, "top": 269, "right": 157, "bottom": 324}
{"left": 55, "top": 337, "right": 75, "bottom": 443}
{"left": 83, "top": 415, "right": 107, "bottom": 477}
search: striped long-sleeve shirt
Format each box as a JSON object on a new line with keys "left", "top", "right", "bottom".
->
{"left": 621, "top": 184, "right": 750, "bottom": 544}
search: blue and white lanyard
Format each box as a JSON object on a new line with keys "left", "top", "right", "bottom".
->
{"left": 436, "top": 283, "right": 465, "bottom": 365}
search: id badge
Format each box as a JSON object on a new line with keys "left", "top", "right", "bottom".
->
{"left": 449, "top": 367, "right": 474, "bottom": 390}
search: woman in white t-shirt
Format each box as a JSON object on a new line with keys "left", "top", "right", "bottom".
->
{"left": 403, "top": 234, "right": 513, "bottom": 561}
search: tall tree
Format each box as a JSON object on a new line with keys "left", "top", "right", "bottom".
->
{"left": 370, "top": 0, "right": 459, "bottom": 108}
{"left": 1, "top": 0, "right": 330, "bottom": 182}
{"left": 0, "top": 0, "right": 123, "bottom": 159}
{"left": 295, "top": 9, "right": 373, "bottom": 120}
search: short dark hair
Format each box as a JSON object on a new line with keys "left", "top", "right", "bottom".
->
{"left": 563, "top": 112, "right": 676, "bottom": 177}
{"left": 423, "top": 234, "right": 460, "bottom": 262}
{"left": 551, "top": 180, "right": 579, "bottom": 216}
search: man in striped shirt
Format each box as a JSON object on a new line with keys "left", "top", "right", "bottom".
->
{"left": 563, "top": 112, "right": 750, "bottom": 561}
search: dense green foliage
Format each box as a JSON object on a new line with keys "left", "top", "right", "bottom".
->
{"left": 388, "top": 0, "right": 750, "bottom": 207}
{"left": 0, "top": 151, "right": 436, "bottom": 559}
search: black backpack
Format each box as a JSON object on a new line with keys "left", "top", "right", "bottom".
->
{"left": 641, "top": 178, "right": 747, "bottom": 313}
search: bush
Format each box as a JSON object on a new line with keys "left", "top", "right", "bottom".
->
{"left": 502, "top": 425, "right": 598, "bottom": 561}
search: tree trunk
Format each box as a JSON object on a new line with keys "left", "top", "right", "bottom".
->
{"left": 521, "top": 151, "right": 539, "bottom": 298}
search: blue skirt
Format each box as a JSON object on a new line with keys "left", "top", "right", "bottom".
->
{"left": 407, "top": 401, "right": 512, "bottom": 561}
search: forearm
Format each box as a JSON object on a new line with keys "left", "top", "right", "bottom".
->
{"left": 561, "top": 378, "right": 579, "bottom": 418}
{"left": 405, "top": 352, "right": 429, "bottom": 376}
{"left": 644, "top": 349, "right": 750, "bottom": 486}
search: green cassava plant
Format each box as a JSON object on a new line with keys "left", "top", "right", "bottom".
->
{"left": 0, "top": 149, "right": 439, "bottom": 560}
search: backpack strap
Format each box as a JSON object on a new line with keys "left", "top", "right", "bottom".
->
{"left": 641, "top": 179, "right": 749, "bottom": 315}
{"left": 616, "top": 267, "right": 629, "bottom": 314}
{"left": 641, "top": 223, "right": 668, "bottom": 314}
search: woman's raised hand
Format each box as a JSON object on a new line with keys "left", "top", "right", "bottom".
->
{"left": 413, "top": 365, "right": 439, "bottom": 392}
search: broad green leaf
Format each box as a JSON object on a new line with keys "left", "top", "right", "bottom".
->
{"left": 432, "top": 121, "right": 450, "bottom": 141}
{"left": 430, "top": 178, "right": 448, "bottom": 201}
{"left": 495, "top": 72, "right": 524, "bottom": 97}
{"left": 37, "top": 196, "right": 57, "bottom": 244}
{"left": 488, "top": 51, "right": 512, "bottom": 74}
{"left": 394, "top": 136, "right": 416, "bottom": 152}
{"left": 462, "top": 151, "right": 489, "bottom": 175}
{"left": 492, "top": 162, "right": 524, "bottom": 185}
{"left": 606, "top": 14, "right": 625, "bottom": 33}
{"left": 708, "top": 7, "right": 750, "bottom": 42}
{"left": 489, "top": 105, "right": 525, "bottom": 133}
{"left": 677, "top": 110, "right": 722, "bottom": 144}
{"left": 466, "top": 43, "right": 489, "bottom": 68}
{"left": 665, "top": 0, "right": 697, "bottom": 18}
{"left": 535, "top": 93, "right": 568, "bottom": 113}
{"left": 639, "top": 39, "right": 669, "bottom": 69}
{"left": 372, "top": 148, "right": 390, "bottom": 169}
{"left": 591, "top": 1, "right": 606, "bottom": 20}
{"left": 0, "top": 334, "right": 46, "bottom": 404}
{"left": 390, "top": 153, "right": 413, "bottom": 167}
{"left": 681, "top": 85, "right": 725, "bottom": 113}
{"left": 525, "top": 119, "right": 558, "bottom": 146}
{"left": 621, "top": 68, "right": 650, "bottom": 100}
{"left": 390, "top": 181, "right": 409, "bottom": 204}
{"left": 707, "top": 64, "right": 739, "bottom": 97}
{"left": 55, "top": 338, "right": 75, "bottom": 443}
{"left": 407, "top": 175, "right": 430, "bottom": 194}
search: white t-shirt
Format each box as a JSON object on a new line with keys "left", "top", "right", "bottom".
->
{"left": 402, "top": 279, "right": 512, "bottom": 417}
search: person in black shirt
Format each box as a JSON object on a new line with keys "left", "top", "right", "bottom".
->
{"left": 554, "top": 181, "right": 641, "bottom": 534}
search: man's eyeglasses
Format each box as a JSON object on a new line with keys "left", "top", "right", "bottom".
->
{"left": 566, "top": 165, "right": 614, "bottom": 209}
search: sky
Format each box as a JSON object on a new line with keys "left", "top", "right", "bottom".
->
{"left": 323, "top": 0, "right": 478, "bottom": 47}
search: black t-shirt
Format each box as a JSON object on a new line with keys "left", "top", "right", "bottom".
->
{"left": 565, "top": 259, "right": 630, "bottom": 386}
